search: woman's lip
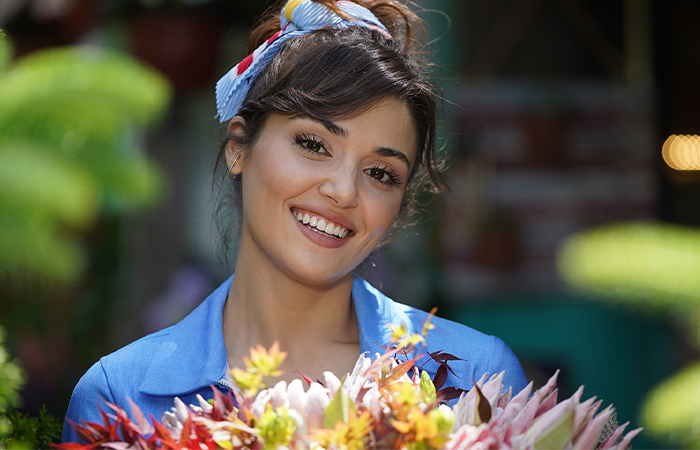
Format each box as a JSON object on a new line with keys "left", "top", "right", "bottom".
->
{"left": 293, "top": 214, "right": 350, "bottom": 249}
{"left": 290, "top": 205, "right": 356, "bottom": 233}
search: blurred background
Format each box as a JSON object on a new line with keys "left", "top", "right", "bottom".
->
{"left": 1, "top": 0, "right": 699, "bottom": 448}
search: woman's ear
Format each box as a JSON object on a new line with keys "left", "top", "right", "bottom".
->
{"left": 225, "top": 116, "right": 246, "bottom": 176}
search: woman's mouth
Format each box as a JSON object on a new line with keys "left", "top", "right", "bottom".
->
{"left": 291, "top": 208, "right": 351, "bottom": 239}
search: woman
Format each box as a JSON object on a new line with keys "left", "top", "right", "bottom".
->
{"left": 62, "top": 0, "right": 527, "bottom": 443}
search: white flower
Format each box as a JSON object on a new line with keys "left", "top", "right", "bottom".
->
{"left": 251, "top": 388, "right": 273, "bottom": 419}
{"left": 306, "top": 382, "right": 331, "bottom": 430}
{"left": 271, "top": 380, "right": 289, "bottom": 409}
{"left": 324, "top": 371, "right": 342, "bottom": 397}
{"left": 287, "top": 379, "right": 308, "bottom": 414}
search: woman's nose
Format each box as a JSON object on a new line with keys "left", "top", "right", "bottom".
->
{"left": 319, "top": 165, "right": 359, "bottom": 208}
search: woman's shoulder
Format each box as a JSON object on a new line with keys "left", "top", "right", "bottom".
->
{"left": 62, "top": 327, "right": 176, "bottom": 442}
{"left": 404, "top": 303, "right": 528, "bottom": 394}
{"left": 352, "top": 276, "right": 527, "bottom": 393}
{"left": 72, "top": 283, "right": 229, "bottom": 395}
{"left": 105, "top": 325, "right": 172, "bottom": 360}
{"left": 63, "top": 282, "right": 232, "bottom": 443}
{"left": 66, "top": 325, "right": 176, "bottom": 403}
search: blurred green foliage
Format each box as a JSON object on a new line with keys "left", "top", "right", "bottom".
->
{"left": 0, "top": 327, "right": 61, "bottom": 450}
{"left": 2, "top": 406, "right": 63, "bottom": 449}
{"left": 558, "top": 222, "right": 700, "bottom": 310}
{"left": 640, "top": 361, "right": 700, "bottom": 449}
{"left": 0, "top": 31, "right": 171, "bottom": 282}
{"left": 557, "top": 222, "right": 700, "bottom": 448}
{"left": 0, "top": 327, "right": 25, "bottom": 442}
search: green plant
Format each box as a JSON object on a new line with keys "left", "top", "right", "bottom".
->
{"left": 0, "top": 326, "right": 25, "bottom": 444}
{"left": 2, "top": 406, "right": 63, "bottom": 449}
{"left": 557, "top": 222, "right": 700, "bottom": 448}
{"left": 558, "top": 222, "right": 700, "bottom": 310}
{"left": 0, "top": 31, "right": 171, "bottom": 282}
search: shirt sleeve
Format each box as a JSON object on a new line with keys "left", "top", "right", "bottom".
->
{"left": 489, "top": 335, "right": 528, "bottom": 394}
{"left": 61, "top": 360, "right": 115, "bottom": 444}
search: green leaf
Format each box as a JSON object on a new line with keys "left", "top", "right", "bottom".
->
{"left": 0, "top": 326, "right": 26, "bottom": 439}
{"left": 0, "top": 262, "right": 16, "bottom": 275}
{"left": 0, "top": 46, "right": 170, "bottom": 126}
{"left": 0, "top": 30, "right": 8, "bottom": 71}
{"left": 323, "top": 388, "right": 356, "bottom": 429}
{"left": 0, "top": 218, "right": 84, "bottom": 281}
{"left": 534, "top": 408, "right": 574, "bottom": 450}
{"left": 420, "top": 370, "right": 437, "bottom": 403}
{"left": 0, "top": 41, "right": 171, "bottom": 282}
{"left": 558, "top": 223, "right": 700, "bottom": 309}
{"left": 6, "top": 405, "right": 63, "bottom": 448}
{"left": 0, "top": 145, "right": 98, "bottom": 228}
{"left": 641, "top": 361, "right": 700, "bottom": 447}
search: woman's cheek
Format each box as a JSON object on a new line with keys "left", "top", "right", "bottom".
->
{"left": 363, "top": 186, "right": 403, "bottom": 236}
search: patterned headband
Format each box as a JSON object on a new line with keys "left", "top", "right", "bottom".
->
{"left": 215, "top": 0, "right": 391, "bottom": 122}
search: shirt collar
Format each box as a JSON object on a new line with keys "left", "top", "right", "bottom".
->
{"left": 139, "top": 275, "right": 232, "bottom": 396}
{"left": 139, "top": 274, "right": 415, "bottom": 396}
{"left": 353, "top": 274, "right": 416, "bottom": 356}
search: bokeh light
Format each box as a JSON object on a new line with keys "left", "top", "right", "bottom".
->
{"left": 662, "top": 135, "right": 700, "bottom": 171}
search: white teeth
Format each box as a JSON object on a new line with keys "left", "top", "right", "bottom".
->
{"left": 293, "top": 210, "right": 350, "bottom": 238}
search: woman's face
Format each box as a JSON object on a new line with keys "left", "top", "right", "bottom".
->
{"left": 230, "top": 97, "right": 418, "bottom": 286}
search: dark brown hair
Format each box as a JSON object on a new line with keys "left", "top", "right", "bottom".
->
{"left": 214, "top": 0, "right": 447, "bottom": 260}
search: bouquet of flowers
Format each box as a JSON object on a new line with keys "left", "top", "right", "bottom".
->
{"left": 59, "top": 318, "right": 641, "bottom": 450}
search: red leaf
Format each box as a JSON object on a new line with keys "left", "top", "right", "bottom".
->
{"left": 428, "top": 350, "right": 465, "bottom": 363}
{"left": 296, "top": 370, "right": 314, "bottom": 387}
{"left": 383, "top": 357, "right": 419, "bottom": 385}
{"left": 433, "top": 365, "right": 448, "bottom": 391}
{"left": 51, "top": 442, "right": 105, "bottom": 450}
{"left": 210, "top": 385, "right": 230, "bottom": 420}
{"left": 436, "top": 386, "right": 467, "bottom": 403}
{"left": 427, "top": 350, "right": 465, "bottom": 379}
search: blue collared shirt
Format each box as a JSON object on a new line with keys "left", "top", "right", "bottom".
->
{"left": 62, "top": 275, "right": 526, "bottom": 443}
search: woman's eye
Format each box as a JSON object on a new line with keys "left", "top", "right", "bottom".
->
{"left": 295, "top": 134, "right": 328, "bottom": 155}
{"left": 365, "top": 166, "right": 401, "bottom": 185}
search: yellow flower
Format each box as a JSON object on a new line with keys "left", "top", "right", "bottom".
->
{"left": 390, "top": 405, "right": 454, "bottom": 449}
{"left": 246, "top": 341, "right": 287, "bottom": 377}
{"left": 230, "top": 341, "right": 287, "bottom": 395}
{"left": 312, "top": 409, "right": 373, "bottom": 450}
{"left": 388, "top": 324, "right": 425, "bottom": 350}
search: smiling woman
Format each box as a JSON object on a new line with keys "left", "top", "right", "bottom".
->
{"left": 229, "top": 99, "right": 415, "bottom": 285}
{"left": 61, "top": 0, "right": 528, "bottom": 443}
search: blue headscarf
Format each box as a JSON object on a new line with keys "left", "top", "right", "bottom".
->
{"left": 215, "top": 0, "right": 391, "bottom": 122}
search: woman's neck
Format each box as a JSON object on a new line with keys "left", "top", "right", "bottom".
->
{"left": 222, "top": 244, "right": 360, "bottom": 382}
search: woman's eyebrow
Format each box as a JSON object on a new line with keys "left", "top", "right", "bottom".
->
{"left": 373, "top": 147, "right": 411, "bottom": 168}
{"left": 289, "top": 113, "right": 410, "bottom": 168}
{"left": 289, "top": 113, "right": 347, "bottom": 138}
